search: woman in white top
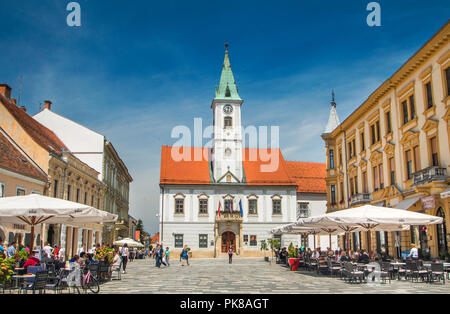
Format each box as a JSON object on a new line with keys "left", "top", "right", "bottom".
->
{"left": 120, "top": 244, "right": 129, "bottom": 274}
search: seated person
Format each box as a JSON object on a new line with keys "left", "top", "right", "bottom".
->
{"left": 357, "top": 250, "right": 370, "bottom": 263}
{"left": 112, "top": 250, "right": 121, "bottom": 267}
{"left": 337, "top": 251, "right": 349, "bottom": 262}
{"left": 23, "top": 251, "right": 41, "bottom": 271}
{"left": 69, "top": 255, "right": 80, "bottom": 265}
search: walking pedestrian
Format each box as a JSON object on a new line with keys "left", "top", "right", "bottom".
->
{"left": 155, "top": 244, "right": 164, "bottom": 268}
{"left": 120, "top": 243, "right": 129, "bottom": 274}
{"left": 164, "top": 247, "right": 170, "bottom": 266}
{"left": 228, "top": 246, "right": 233, "bottom": 264}
{"left": 180, "top": 245, "right": 189, "bottom": 266}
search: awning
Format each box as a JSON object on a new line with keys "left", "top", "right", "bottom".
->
{"left": 395, "top": 195, "right": 424, "bottom": 210}
{"left": 440, "top": 188, "right": 450, "bottom": 199}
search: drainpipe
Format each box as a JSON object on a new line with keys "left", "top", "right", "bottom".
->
{"left": 160, "top": 186, "right": 164, "bottom": 247}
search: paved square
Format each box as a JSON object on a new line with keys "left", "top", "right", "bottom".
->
{"left": 99, "top": 257, "right": 450, "bottom": 294}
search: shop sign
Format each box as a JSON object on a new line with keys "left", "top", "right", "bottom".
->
{"left": 13, "top": 224, "right": 26, "bottom": 230}
{"left": 421, "top": 196, "right": 435, "bottom": 210}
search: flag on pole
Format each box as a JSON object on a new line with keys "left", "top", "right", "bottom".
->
{"left": 218, "top": 200, "right": 222, "bottom": 217}
{"left": 239, "top": 199, "right": 244, "bottom": 217}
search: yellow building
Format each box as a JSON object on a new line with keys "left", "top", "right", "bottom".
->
{"left": 0, "top": 85, "right": 105, "bottom": 259}
{"left": 322, "top": 21, "right": 450, "bottom": 259}
{"left": 0, "top": 126, "right": 47, "bottom": 246}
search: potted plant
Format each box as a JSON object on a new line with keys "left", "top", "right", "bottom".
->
{"left": 287, "top": 243, "right": 300, "bottom": 271}
{"left": 0, "top": 257, "right": 15, "bottom": 286}
{"left": 260, "top": 240, "right": 269, "bottom": 262}
{"left": 267, "top": 239, "right": 280, "bottom": 263}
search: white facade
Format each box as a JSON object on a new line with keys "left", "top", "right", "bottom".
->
{"left": 159, "top": 46, "right": 334, "bottom": 257}
{"left": 297, "top": 192, "right": 338, "bottom": 250}
{"left": 160, "top": 185, "right": 301, "bottom": 255}
{"left": 33, "top": 109, "right": 105, "bottom": 179}
{"left": 212, "top": 101, "right": 244, "bottom": 183}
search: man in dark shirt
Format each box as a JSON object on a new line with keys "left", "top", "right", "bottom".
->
{"left": 357, "top": 250, "right": 370, "bottom": 263}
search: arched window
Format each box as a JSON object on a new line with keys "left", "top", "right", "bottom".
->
{"left": 224, "top": 117, "right": 232, "bottom": 128}
{"left": 436, "top": 207, "right": 447, "bottom": 254}
{"left": 226, "top": 175, "right": 232, "bottom": 183}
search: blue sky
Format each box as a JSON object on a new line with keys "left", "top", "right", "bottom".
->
{"left": 0, "top": 0, "right": 448, "bottom": 234}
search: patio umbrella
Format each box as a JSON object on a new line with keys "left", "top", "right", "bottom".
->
{"left": 0, "top": 194, "right": 118, "bottom": 250}
{"left": 295, "top": 205, "right": 443, "bottom": 252}
{"left": 113, "top": 238, "right": 144, "bottom": 248}
{"left": 272, "top": 225, "right": 344, "bottom": 249}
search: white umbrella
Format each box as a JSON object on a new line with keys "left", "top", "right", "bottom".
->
{"left": 113, "top": 238, "right": 144, "bottom": 248}
{"left": 0, "top": 194, "right": 118, "bottom": 250}
{"left": 296, "top": 205, "right": 442, "bottom": 251}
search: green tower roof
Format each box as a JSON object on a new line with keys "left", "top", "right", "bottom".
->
{"left": 214, "top": 43, "right": 242, "bottom": 101}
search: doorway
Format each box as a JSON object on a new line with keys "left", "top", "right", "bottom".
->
{"left": 221, "top": 231, "right": 236, "bottom": 253}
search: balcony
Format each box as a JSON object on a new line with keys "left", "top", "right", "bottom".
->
{"left": 216, "top": 211, "right": 243, "bottom": 222}
{"left": 350, "top": 193, "right": 371, "bottom": 206}
{"left": 412, "top": 166, "right": 448, "bottom": 186}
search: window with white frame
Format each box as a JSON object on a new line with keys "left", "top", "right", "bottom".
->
{"left": 272, "top": 195, "right": 282, "bottom": 215}
{"left": 297, "top": 202, "right": 310, "bottom": 219}
{"left": 199, "top": 198, "right": 208, "bottom": 215}
{"left": 0, "top": 183, "right": 5, "bottom": 197}
{"left": 248, "top": 199, "right": 258, "bottom": 215}
{"left": 175, "top": 198, "right": 184, "bottom": 214}
{"left": 16, "top": 187, "right": 26, "bottom": 196}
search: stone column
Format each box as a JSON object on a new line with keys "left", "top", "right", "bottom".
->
{"left": 65, "top": 226, "right": 73, "bottom": 260}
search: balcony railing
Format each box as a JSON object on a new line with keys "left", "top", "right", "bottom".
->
{"left": 350, "top": 193, "right": 371, "bottom": 206}
{"left": 216, "top": 211, "right": 243, "bottom": 221}
{"left": 413, "top": 166, "right": 448, "bottom": 186}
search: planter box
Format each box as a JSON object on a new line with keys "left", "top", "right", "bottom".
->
{"left": 288, "top": 258, "right": 300, "bottom": 271}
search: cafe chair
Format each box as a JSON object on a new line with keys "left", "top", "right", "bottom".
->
{"left": 429, "top": 263, "right": 446, "bottom": 284}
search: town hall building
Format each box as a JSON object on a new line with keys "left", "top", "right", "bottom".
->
{"left": 159, "top": 45, "right": 335, "bottom": 258}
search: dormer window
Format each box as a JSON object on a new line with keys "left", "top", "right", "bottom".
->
{"left": 225, "top": 86, "right": 231, "bottom": 97}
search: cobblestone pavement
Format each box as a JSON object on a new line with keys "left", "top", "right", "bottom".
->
{"left": 99, "top": 257, "right": 450, "bottom": 294}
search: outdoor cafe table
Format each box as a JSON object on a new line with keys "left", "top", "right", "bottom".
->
{"left": 12, "top": 274, "right": 35, "bottom": 292}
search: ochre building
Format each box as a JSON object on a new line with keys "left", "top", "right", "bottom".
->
{"left": 322, "top": 21, "right": 450, "bottom": 259}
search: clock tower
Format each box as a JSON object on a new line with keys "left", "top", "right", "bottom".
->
{"left": 211, "top": 44, "right": 244, "bottom": 183}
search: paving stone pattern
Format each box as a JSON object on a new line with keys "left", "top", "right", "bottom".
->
{"left": 99, "top": 257, "right": 450, "bottom": 294}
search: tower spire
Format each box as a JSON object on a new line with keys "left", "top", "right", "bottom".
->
{"left": 324, "top": 90, "right": 340, "bottom": 134}
{"left": 214, "top": 43, "right": 241, "bottom": 101}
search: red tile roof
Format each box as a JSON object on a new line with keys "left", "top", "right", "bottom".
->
{"left": 160, "top": 146, "right": 296, "bottom": 187}
{"left": 160, "top": 146, "right": 211, "bottom": 185}
{"left": 0, "top": 128, "right": 47, "bottom": 182}
{"left": 0, "top": 93, "right": 67, "bottom": 155}
{"left": 284, "top": 161, "right": 327, "bottom": 194}
{"left": 243, "top": 148, "right": 295, "bottom": 185}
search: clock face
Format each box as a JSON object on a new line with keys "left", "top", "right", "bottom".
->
{"left": 223, "top": 104, "right": 233, "bottom": 114}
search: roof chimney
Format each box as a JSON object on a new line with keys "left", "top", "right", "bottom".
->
{"left": 20, "top": 106, "right": 26, "bottom": 112}
{"left": 44, "top": 100, "right": 52, "bottom": 110}
{"left": 11, "top": 98, "right": 17, "bottom": 105}
{"left": 0, "top": 84, "right": 12, "bottom": 99}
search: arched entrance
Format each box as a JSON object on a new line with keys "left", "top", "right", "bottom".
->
{"left": 221, "top": 231, "right": 236, "bottom": 253}
{"left": 436, "top": 207, "right": 447, "bottom": 256}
